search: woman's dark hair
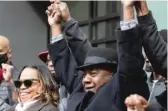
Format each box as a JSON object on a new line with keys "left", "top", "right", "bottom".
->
{"left": 18, "top": 65, "right": 59, "bottom": 107}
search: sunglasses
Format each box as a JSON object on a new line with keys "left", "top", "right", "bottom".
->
{"left": 14, "top": 79, "right": 39, "bottom": 88}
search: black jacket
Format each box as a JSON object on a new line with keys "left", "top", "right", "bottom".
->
{"left": 138, "top": 12, "right": 167, "bottom": 78}
{"left": 138, "top": 11, "right": 167, "bottom": 111}
{"left": 62, "top": 19, "right": 92, "bottom": 66}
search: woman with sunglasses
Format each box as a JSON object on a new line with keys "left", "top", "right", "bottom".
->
{"left": 7, "top": 65, "right": 59, "bottom": 111}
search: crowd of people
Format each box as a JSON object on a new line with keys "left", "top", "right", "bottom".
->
{"left": 0, "top": 0, "right": 167, "bottom": 111}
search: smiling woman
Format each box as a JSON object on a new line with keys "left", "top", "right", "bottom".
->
{"left": 7, "top": 65, "right": 59, "bottom": 111}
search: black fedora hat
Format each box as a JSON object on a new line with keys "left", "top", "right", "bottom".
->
{"left": 76, "top": 47, "right": 118, "bottom": 70}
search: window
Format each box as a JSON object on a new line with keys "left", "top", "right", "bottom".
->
{"left": 67, "top": 1, "right": 121, "bottom": 49}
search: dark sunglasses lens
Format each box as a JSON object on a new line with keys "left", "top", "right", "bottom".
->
{"left": 14, "top": 81, "right": 22, "bottom": 88}
{"left": 24, "top": 80, "right": 33, "bottom": 88}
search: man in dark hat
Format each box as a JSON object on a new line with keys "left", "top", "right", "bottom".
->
{"left": 76, "top": 47, "right": 118, "bottom": 93}
{"left": 47, "top": 1, "right": 149, "bottom": 111}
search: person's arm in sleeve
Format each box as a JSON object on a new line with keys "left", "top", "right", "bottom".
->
{"left": 59, "top": 2, "right": 92, "bottom": 66}
{"left": 116, "top": 1, "right": 149, "bottom": 110}
{"left": 135, "top": 1, "right": 167, "bottom": 77}
{"left": 46, "top": 4, "right": 83, "bottom": 94}
{"left": 118, "top": 0, "right": 146, "bottom": 80}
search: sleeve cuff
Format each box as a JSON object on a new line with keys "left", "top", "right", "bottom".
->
{"left": 50, "top": 34, "right": 64, "bottom": 44}
{"left": 120, "top": 19, "right": 137, "bottom": 31}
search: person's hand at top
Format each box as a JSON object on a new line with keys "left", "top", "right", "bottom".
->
{"left": 50, "top": 0, "right": 72, "bottom": 23}
{"left": 134, "top": 0, "right": 149, "bottom": 16}
{"left": 121, "top": 0, "right": 136, "bottom": 21}
{"left": 46, "top": 3, "right": 62, "bottom": 26}
{"left": 121, "top": 0, "right": 136, "bottom": 7}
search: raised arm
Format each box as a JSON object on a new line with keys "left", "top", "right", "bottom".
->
{"left": 51, "top": 1, "right": 92, "bottom": 66}
{"left": 60, "top": 2, "right": 92, "bottom": 66}
{"left": 135, "top": 1, "right": 167, "bottom": 77}
{"left": 118, "top": 0, "right": 145, "bottom": 79}
{"left": 48, "top": 39, "right": 83, "bottom": 94}
{"left": 117, "top": 1, "right": 149, "bottom": 110}
{"left": 46, "top": 3, "right": 83, "bottom": 94}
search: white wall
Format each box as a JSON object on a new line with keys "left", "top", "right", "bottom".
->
{"left": 147, "top": 1, "right": 167, "bottom": 30}
{"left": 0, "top": 1, "right": 47, "bottom": 70}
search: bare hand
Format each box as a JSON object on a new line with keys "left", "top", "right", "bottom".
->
{"left": 46, "top": 3, "right": 61, "bottom": 26}
{"left": 121, "top": 0, "right": 136, "bottom": 7}
{"left": 134, "top": 1, "right": 149, "bottom": 16}
{"left": 49, "top": 0, "right": 72, "bottom": 23}
{"left": 125, "top": 94, "right": 148, "bottom": 111}
{"left": 58, "top": 2, "right": 72, "bottom": 23}
{"left": 2, "top": 63, "right": 14, "bottom": 82}
{"left": 49, "top": 0, "right": 60, "bottom": 3}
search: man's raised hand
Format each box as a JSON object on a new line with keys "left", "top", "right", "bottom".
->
{"left": 46, "top": 3, "right": 61, "bottom": 26}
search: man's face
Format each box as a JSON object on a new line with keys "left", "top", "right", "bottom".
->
{"left": 82, "top": 67, "right": 112, "bottom": 93}
{"left": 46, "top": 54, "right": 55, "bottom": 74}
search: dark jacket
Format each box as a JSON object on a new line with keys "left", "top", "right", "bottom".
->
{"left": 7, "top": 101, "right": 58, "bottom": 111}
{"left": 138, "top": 11, "right": 167, "bottom": 78}
{"left": 62, "top": 18, "right": 92, "bottom": 66}
{"left": 138, "top": 12, "right": 167, "bottom": 111}
{"left": 48, "top": 25, "right": 149, "bottom": 111}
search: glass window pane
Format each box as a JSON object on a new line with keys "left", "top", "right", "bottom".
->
{"left": 98, "top": 43, "right": 106, "bottom": 48}
{"left": 92, "top": 22, "right": 106, "bottom": 40}
{"left": 108, "top": 1, "right": 121, "bottom": 14}
{"left": 97, "top": 22, "right": 106, "bottom": 39}
{"left": 106, "top": 42, "right": 116, "bottom": 50}
{"left": 107, "top": 19, "right": 119, "bottom": 38}
{"left": 92, "top": 25, "right": 97, "bottom": 40}
{"left": 67, "top": 1, "right": 89, "bottom": 21}
{"left": 97, "top": 1, "right": 106, "bottom": 17}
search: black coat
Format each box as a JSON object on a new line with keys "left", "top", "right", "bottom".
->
{"left": 138, "top": 11, "right": 167, "bottom": 78}
{"left": 48, "top": 25, "right": 149, "bottom": 111}
{"left": 7, "top": 101, "right": 58, "bottom": 111}
{"left": 62, "top": 18, "right": 92, "bottom": 66}
{"left": 138, "top": 11, "right": 167, "bottom": 111}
